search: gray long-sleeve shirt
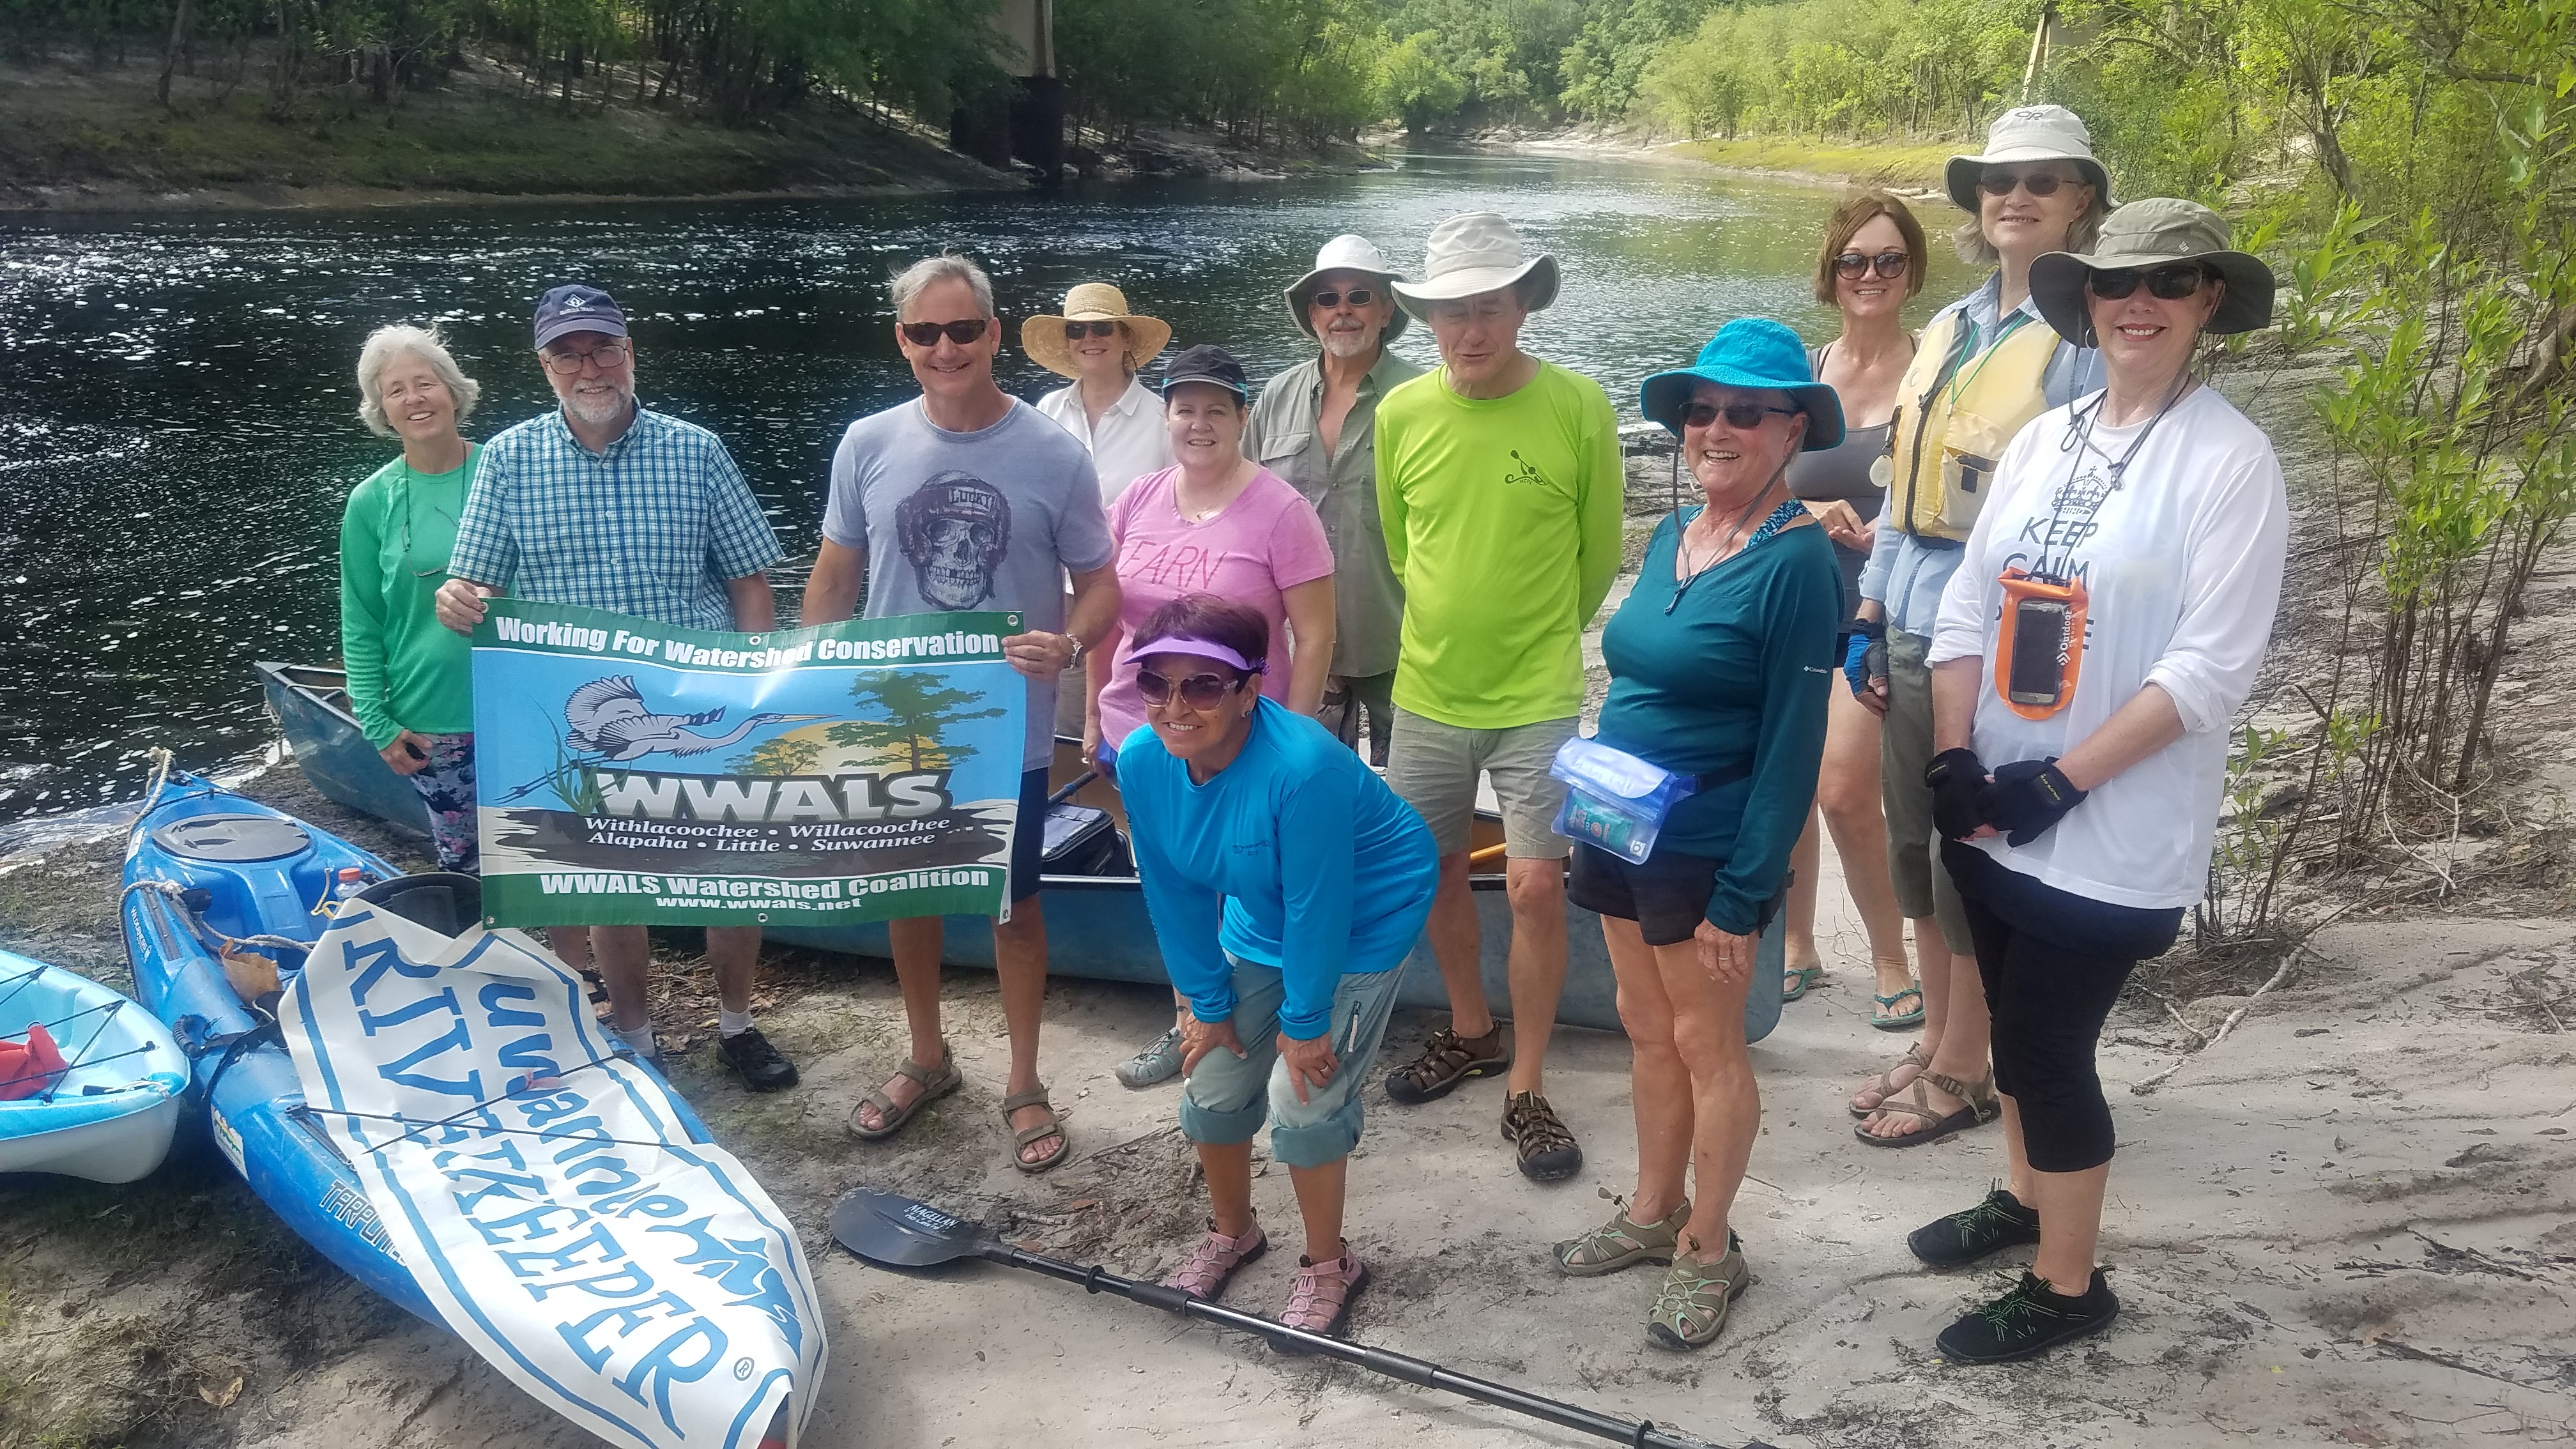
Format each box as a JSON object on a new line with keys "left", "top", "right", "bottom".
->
{"left": 1243, "top": 348, "right": 1423, "bottom": 679}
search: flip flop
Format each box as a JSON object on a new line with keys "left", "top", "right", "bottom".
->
{"left": 1782, "top": 965, "right": 1825, "bottom": 1002}
{"left": 1001, "top": 1084, "right": 1071, "bottom": 1173}
{"left": 848, "top": 1048, "right": 963, "bottom": 1141}
{"left": 1871, "top": 983, "right": 1926, "bottom": 1030}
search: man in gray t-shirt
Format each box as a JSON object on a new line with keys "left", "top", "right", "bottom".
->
{"left": 805, "top": 253, "right": 1119, "bottom": 1174}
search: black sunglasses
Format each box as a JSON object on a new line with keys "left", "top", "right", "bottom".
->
{"left": 1681, "top": 401, "right": 1801, "bottom": 430}
{"left": 1834, "top": 250, "right": 1912, "bottom": 281}
{"left": 1978, "top": 167, "right": 2080, "bottom": 197}
{"left": 900, "top": 318, "right": 992, "bottom": 347}
{"left": 1308, "top": 288, "right": 1377, "bottom": 309}
{"left": 1137, "top": 668, "right": 1241, "bottom": 710}
{"left": 1063, "top": 320, "right": 1125, "bottom": 339}
{"left": 2088, "top": 264, "right": 2211, "bottom": 301}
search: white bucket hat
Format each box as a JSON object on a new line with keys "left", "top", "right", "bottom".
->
{"left": 1282, "top": 234, "right": 1409, "bottom": 342}
{"left": 1390, "top": 212, "right": 1560, "bottom": 320}
{"left": 1945, "top": 104, "right": 2115, "bottom": 215}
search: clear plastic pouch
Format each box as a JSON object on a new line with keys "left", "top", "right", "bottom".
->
{"left": 1549, "top": 736, "right": 1696, "bottom": 866}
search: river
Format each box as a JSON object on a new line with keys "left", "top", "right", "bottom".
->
{"left": 0, "top": 150, "right": 1977, "bottom": 824}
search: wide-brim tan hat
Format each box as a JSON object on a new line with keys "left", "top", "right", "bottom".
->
{"left": 1020, "top": 282, "right": 1174, "bottom": 379}
{"left": 1390, "top": 211, "right": 1560, "bottom": 321}
{"left": 1945, "top": 103, "right": 2115, "bottom": 215}
{"left": 2030, "top": 198, "right": 2276, "bottom": 343}
{"left": 1282, "top": 233, "right": 1408, "bottom": 343}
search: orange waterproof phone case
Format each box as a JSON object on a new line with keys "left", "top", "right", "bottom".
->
{"left": 1994, "top": 567, "right": 2087, "bottom": 720}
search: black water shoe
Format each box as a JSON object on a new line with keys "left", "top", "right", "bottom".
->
{"left": 1908, "top": 1184, "right": 2040, "bottom": 1266}
{"left": 717, "top": 1026, "right": 800, "bottom": 1092}
{"left": 1936, "top": 1268, "right": 2118, "bottom": 1363}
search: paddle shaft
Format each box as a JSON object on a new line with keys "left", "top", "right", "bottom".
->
{"left": 986, "top": 1244, "right": 1749, "bottom": 1449}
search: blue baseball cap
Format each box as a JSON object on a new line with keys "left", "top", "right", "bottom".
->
{"left": 1637, "top": 318, "right": 1844, "bottom": 450}
{"left": 533, "top": 284, "right": 629, "bottom": 349}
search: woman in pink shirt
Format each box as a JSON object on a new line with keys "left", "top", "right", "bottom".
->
{"left": 1088, "top": 344, "right": 1338, "bottom": 1087}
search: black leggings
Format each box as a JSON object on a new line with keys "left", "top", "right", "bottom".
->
{"left": 1942, "top": 841, "right": 2182, "bottom": 1174}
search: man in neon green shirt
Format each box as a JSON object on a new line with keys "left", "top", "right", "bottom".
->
{"left": 1376, "top": 211, "right": 1623, "bottom": 1181}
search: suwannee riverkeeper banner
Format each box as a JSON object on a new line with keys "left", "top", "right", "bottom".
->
{"left": 471, "top": 601, "right": 1025, "bottom": 928}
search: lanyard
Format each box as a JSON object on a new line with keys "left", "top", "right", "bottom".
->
{"left": 2032, "top": 374, "right": 2193, "bottom": 582}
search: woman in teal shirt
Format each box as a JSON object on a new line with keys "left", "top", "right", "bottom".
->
{"left": 1549, "top": 319, "right": 1842, "bottom": 1351}
{"left": 340, "top": 323, "right": 483, "bottom": 871}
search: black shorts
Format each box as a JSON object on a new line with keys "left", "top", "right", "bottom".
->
{"left": 1570, "top": 842, "right": 1782, "bottom": 947}
{"left": 1009, "top": 765, "right": 1048, "bottom": 903}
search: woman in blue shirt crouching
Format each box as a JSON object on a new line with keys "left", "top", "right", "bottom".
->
{"left": 1550, "top": 318, "right": 1843, "bottom": 1351}
{"left": 1119, "top": 593, "right": 1438, "bottom": 1340}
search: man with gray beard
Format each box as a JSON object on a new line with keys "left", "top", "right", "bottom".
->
{"left": 436, "top": 283, "right": 797, "bottom": 1094}
{"left": 1243, "top": 235, "right": 1422, "bottom": 768}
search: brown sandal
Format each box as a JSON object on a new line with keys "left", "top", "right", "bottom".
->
{"left": 1849, "top": 1041, "right": 1930, "bottom": 1118}
{"left": 848, "top": 1046, "right": 962, "bottom": 1140}
{"left": 1000, "top": 1085, "right": 1070, "bottom": 1173}
{"left": 1854, "top": 1068, "right": 1998, "bottom": 1148}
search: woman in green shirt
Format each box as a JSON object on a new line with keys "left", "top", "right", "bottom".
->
{"left": 341, "top": 323, "right": 483, "bottom": 871}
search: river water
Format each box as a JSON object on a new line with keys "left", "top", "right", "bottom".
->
{"left": 0, "top": 151, "right": 1977, "bottom": 823}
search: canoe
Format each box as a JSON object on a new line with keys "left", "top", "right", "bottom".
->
{"left": 0, "top": 950, "right": 188, "bottom": 1183}
{"left": 254, "top": 661, "right": 1781, "bottom": 1041}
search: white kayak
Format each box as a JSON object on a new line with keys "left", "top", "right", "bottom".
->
{"left": 0, "top": 948, "right": 189, "bottom": 1183}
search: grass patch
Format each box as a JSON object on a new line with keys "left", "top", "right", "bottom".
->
{"left": 1673, "top": 135, "right": 1959, "bottom": 194}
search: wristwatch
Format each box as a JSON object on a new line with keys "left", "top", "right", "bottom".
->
{"left": 1062, "top": 633, "right": 1085, "bottom": 668}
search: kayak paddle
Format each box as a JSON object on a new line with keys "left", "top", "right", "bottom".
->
{"left": 829, "top": 1188, "right": 1768, "bottom": 1449}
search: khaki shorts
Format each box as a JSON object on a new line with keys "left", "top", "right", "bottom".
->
{"left": 1383, "top": 709, "right": 1575, "bottom": 859}
{"left": 1880, "top": 629, "right": 1975, "bottom": 955}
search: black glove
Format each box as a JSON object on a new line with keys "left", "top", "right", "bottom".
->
{"left": 1979, "top": 757, "right": 2089, "bottom": 846}
{"left": 1924, "top": 747, "right": 1988, "bottom": 840}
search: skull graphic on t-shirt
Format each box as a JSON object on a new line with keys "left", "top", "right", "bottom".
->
{"left": 894, "top": 473, "right": 1013, "bottom": 610}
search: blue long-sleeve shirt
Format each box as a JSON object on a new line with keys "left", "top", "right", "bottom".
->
{"left": 1119, "top": 696, "right": 1439, "bottom": 1039}
{"left": 1595, "top": 513, "right": 1841, "bottom": 935}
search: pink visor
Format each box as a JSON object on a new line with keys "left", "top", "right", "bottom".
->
{"left": 1128, "top": 635, "right": 1267, "bottom": 675}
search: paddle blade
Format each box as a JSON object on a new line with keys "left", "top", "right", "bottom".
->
{"left": 829, "top": 1188, "right": 1004, "bottom": 1268}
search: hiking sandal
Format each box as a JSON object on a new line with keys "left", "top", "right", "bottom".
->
{"left": 1849, "top": 1041, "right": 1931, "bottom": 1119}
{"left": 1854, "top": 1067, "right": 1998, "bottom": 1148}
{"left": 847, "top": 1046, "right": 963, "bottom": 1141}
{"left": 1384, "top": 1024, "right": 1510, "bottom": 1105}
{"left": 1501, "top": 1090, "right": 1583, "bottom": 1181}
{"left": 1553, "top": 1188, "right": 1690, "bottom": 1277}
{"left": 1275, "top": 1248, "right": 1368, "bottom": 1344}
{"left": 1162, "top": 1220, "right": 1268, "bottom": 1301}
{"left": 1000, "top": 1084, "right": 1070, "bottom": 1173}
{"left": 1646, "top": 1232, "right": 1751, "bottom": 1351}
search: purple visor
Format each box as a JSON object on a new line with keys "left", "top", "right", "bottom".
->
{"left": 1128, "top": 635, "right": 1267, "bottom": 675}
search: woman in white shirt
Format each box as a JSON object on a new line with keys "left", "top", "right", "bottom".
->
{"left": 1910, "top": 199, "right": 2286, "bottom": 1363}
{"left": 1024, "top": 282, "right": 1176, "bottom": 503}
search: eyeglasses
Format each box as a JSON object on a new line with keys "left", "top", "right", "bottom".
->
{"left": 1681, "top": 401, "right": 1801, "bottom": 430}
{"left": 1137, "top": 668, "right": 1240, "bottom": 710}
{"left": 2088, "top": 264, "right": 2211, "bottom": 301}
{"left": 1834, "top": 250, "right": 1912, "bottom": 281}
{"left": 1308, "top": 288, "right": 1377, "bottom": 309}
{"left": 540, "top": 342, "right": 630, "bottom": 374}
{"left": 900, "top": 319, "right": 992, "bottom": 347}
{"left": 1978, "top": 167, "right": 2080, "bottom": 197}
{"left": 1063, "top": 320, "right": 1124, "bottom": 339}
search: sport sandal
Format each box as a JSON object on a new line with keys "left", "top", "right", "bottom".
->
{"left": 1646, "top": 1232, "right": 1751, "bottom": 1351}
{"left": 1162, "top": 1220, "right": 1268, "bottom": 1302}
{"left": 1275, "top": 1248, "right": 1368, "bottom": 1344}
{"left": 1385, "top": 1024, "right": 1510, "bottom": 1105}
{"left": 1501, "top": 1091, "right": 1583, "bottom": 1181}
{"left": 848, "top": 1046, "right": 963, "bottom": 1141}
{"left": 1000, "top": 1084, "right": 1070, "bottom": 1173}
{"left": 1855, "top": 1067, "right": 1999, "bottom": 1147}
{"left": 1850, "top": 1041, "right": 1931, "bottom": 1118}
{"left": 1553, "top": 1188, "right": 1689, "bottom": 1277}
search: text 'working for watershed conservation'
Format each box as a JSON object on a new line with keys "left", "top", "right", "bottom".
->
{"left": 471, "top": 601, "right": 1026, "bottom": 928}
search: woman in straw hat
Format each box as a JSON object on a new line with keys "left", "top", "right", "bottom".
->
{"left": 1849, "top": 103, "right": 2116, "bottom": 1147}
{"left": 1025, "top": 282, "right": 1176, "bottom": 504}
{"left": 1549, "top": 318, "right": 1843, "bottom": 1351}
{"left": 1907, "top": 199, "right": 2285, "bottom": 1361}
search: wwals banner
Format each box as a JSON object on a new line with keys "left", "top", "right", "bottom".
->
{"left": 472, "top": 601, "right": 1025, "bottom": 928}
{"left": 282, "top": 903, "right": 826, "bottom": 1448}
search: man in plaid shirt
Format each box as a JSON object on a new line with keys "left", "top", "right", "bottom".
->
{"left": 435, "top": 283, "right": 797, "bottom": 1092}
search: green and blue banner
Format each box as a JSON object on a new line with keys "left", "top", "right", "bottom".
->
{"left": 471, "top": 601, "right": 1025, "bottom": 928}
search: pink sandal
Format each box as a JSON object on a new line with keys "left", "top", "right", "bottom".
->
{"left": 1162, "top": 1220, "right": 1267, "bottom": 1302}
{"left": 1276, "top": 1248, "right": 1368, "bottom": 1343}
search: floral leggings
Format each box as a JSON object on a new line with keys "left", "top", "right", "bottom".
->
{"left": 407, "top": 732, "right": 479, "bottom": 873}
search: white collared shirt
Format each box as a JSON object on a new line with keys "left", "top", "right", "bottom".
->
{"left": 1036, "top": 378, "right": 1174, "bottom": 504}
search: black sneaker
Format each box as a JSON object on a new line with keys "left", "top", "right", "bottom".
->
{"left": 1908, "top": 1184, "right": 2041, "bottom": 1267}
{"left": 716, "top": 1026, "right": 799, "bottom": 1092}
{"left": 1936, "top": 1268, "right": 2118, "bottom": 1363}
{"left": 1500, "top": 1091, "right": 1583, "bottom": 1181}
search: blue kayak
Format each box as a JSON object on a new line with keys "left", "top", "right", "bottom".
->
{"left": 0, "top": 951, "right": 188, "bottom": 1183}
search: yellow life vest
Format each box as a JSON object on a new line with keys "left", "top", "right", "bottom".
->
{"left": 1882, "top": 308, "right": 2062, "bottom": 541}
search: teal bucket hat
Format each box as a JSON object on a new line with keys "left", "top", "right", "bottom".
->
{"left": 1637, "top": 319, "right": 1844, "bottom": 451}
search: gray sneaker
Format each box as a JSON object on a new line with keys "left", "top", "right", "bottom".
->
{"left": 1116, "top": 1026, "right": 1184, "bottom": 1089}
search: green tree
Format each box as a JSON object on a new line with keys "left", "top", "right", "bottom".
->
{"left": 825, "top": 671, "right": 1004, "bottom": 772}
{"left": 1377, "top": 29, "right": 1464, "bottom": 129}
